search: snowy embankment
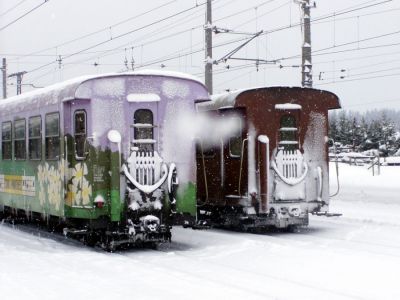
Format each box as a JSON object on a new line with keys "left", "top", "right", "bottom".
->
{"left": 1, "top": 163, "right": 400, "bottom": 300}
{"left": 329, "top": 162, "right": 400, "bottom": 226}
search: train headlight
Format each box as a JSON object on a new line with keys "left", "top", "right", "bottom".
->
{"left": 94, "top": 195, "right": 105, "bottom": 208}
{"left": 140, "top": 215, "right": 160, "bottom": 232}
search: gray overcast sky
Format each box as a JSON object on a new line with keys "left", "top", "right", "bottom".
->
{"left": 1, "top": 0, "right": 400, "bottom": 111}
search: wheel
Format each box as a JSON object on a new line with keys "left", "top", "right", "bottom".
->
{"left": 85, "top": 233, "right": 99, "bottom": 247}
{"left": 145, "top": 242, "right": 158, "bottom": 250}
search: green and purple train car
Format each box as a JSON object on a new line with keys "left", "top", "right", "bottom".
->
{"left": 0, "top": 70, "right": 209, "bottom": 249}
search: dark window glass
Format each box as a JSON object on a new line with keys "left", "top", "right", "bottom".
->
{"left": 2, "top": 121, "right": 12, "bottom": 160}
{"left": 14, "top": 119, "right": 26, "bottom": 160}
{"left": 134, "top": 109, "right": 154, "bottom": 151}
{"left": 45, "top": 113, "right": 60, "bottom": 160}
{"left": 74, "top": 111, "right": 86, "bottom": 158}
{"left": 29, "top": 116, "right": 42, "bottom": 160}
{"left": 229, "top": 117, "right": 242, "bottom": 157}
{"left": 196, "top": 141, "right": 216, "bottom": 158}
{"left": 279, "top": 115, "right": 298, "bottom": 150}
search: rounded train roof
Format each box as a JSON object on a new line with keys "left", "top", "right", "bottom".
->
{"left": 199, "top": 86, "right": 340, "bottom": 111}
{"left": 0, "top": 70, "right": 206, "bottom": 117}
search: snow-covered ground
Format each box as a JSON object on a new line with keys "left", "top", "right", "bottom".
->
{"left": 1, "top": 163, "right": 399, "bottom": 300}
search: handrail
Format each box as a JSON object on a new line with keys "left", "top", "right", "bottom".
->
{"left": 195, "top": 138, "right": 208, "bottom": 204}
{"left": 316, "top": 166, "right": 322, "bottom": 201}
{"left": 329, "top": 138, "right": 340, "bottom": 197}
{"left": 238, "top": 138, "right": 248, "bottom": 197}
{"left": 257, "top": 135, "right": 270, "bottom": 212}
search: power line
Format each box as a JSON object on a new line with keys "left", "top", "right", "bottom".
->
{"left": 51, "top": 0, "right": 280, "bottom": 68}
{"left": 18, "top": 0, "right": 287, "bottom": 79}
{"left": 214, "top": 0, "right": 279, "bottom": 22}
{"left": 343, "top": 98, "right": 400, "bottom": 108}
{"left": 0, "top": 0, "right": 29, "bottom": 18}
{"left": 71, "top": 0, "right": 387, "bottom": 72}
{"left": 7, "top": 0, "right": 238, "bottom": 61}
{"left": 12, "top": 0, "right": 178, "bottom": 60}
{"left": 318, "top": 57, "right": 400, "bottom": 75}
{"left": 316, "top": 71, "right": 400, "bottom": 86}
{"left": 275, "top": 30, "right": 400, "bottom": 63}
{"left": 0, "top": 0, "right": 49, "bottom": 32}
{"left": 26, "top": 0, "right": 396, "bottom": 85}
{"left": 27, "top": 1, "right": 208, "bottom": 75}
{"left": 311, "top": 43, "right": 400, "bottom": 64}
{"left": 311, "top": 6, "right": 400, "bottom": 27}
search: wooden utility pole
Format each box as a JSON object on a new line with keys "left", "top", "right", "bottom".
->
{"left": 1, "top": 58, "right": 6, "bottom": 99}
{"left": 8, "top": 71, "right": 27, "bottom": 95}
{"left": 205, "top": 0, "right": 213, "bottom": 94}
{"left": 297, "top": 0, "right": 314, "bottom": 88}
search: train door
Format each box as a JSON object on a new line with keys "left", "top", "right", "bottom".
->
{"left": 220, "top": 108, "right": 246, "bottom": 202}
{"left": 195, "top": 110, "right": 222, "bottom": 205}
{"left": 64, "top": 100, "right": 92, "bottom": 207}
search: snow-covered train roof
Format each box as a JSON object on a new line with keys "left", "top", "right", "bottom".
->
{"left": 0, "top": 70, "right": 205, "bottom": 117}
{"left": 198, "top": 86, "right": 340, "bottom": 111}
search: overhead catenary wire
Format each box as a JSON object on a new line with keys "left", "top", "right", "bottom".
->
{"left": 0, "top": 0, "right": 49, "bottom": 32}
{"left": 12, "top": 0, "right": 179, "bottom": 60}
{"left": 7, "top": 0, "right": 234, "bottom": 61}
{"left": 28, "top": 0, "right": 375, "bottom": 83}
{"left": 343, "top": 97, "right": 400, "bottom": 108}
{"left": 0, "top": 0, "right": 29, "bottom": 18}
{"left": 315, "top": 71, "right": 400, "bottom": 86}
{"left": 51, "top": 0, "right": 282, "bottom": 68}
{"left": 26, "top": 1, "right": 210, "bottom": 75}
{"left": 21, "top": 1, "right": 396, "bottom": 89}
{"left": 20, "top": 0, "right": 277, "bottom": 75}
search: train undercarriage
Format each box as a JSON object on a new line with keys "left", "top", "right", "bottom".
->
{"left": 0, "top": 205, "right": 171, "bottom": 251}
{"left": 191, "top": 204, "right": 310, "bottom": 232}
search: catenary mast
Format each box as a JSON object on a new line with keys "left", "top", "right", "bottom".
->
{"left": 205, "top": 0, "right": 213, "bottom": 94}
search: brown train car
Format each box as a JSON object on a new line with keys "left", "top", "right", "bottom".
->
{"left": 195, "top": 86, "right": 341, "bottom": 230}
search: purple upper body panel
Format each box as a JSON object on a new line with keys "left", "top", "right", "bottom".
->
{"left": 0, "top": 70, "right": 210, "bottom": 183}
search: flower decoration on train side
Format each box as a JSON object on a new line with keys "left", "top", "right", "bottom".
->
{"left": 72, "top": 163, "right": 88, "bottom": 187}
{"left": 36, "top": 159, "right": 66, "bottom": 212}
{"left": 70, "top": 162, "right": 92, "bottom": 206}
{"left": 81, "top": 179, "right": 92, "bottom": 206}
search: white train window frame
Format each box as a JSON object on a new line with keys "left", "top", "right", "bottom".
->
{"left": 45, "top": 112, "right": 60, "bottom": 160}
{"left": 28, "top": 115, "right": 42, "bottom": 161}
{"left": 14, "top": 118, "right": 26, "bottom": 160}
{"left": 74, "top": 110, "right": 87, "bottom": 160}
{"left": 1, "top": 121, "right": 12, "bottom": 160}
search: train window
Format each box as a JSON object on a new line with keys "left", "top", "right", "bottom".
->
{"left": 134, "top": 109, "right": 154, "bottom": 151}
{"left": 196, "top": 141, "right": 216, "bottom": 159}
{"left": 1, "top": 121, "right": 12, "bottom": 160}
{"left": 45, "top": 113, "right": 60, "bottom": 160}
{"left": 74, "top": 110, "right": 86, "bottom": 158}
{"left": 29, "top": 116, "right": 42, "bottom": 160}
{"left": 229, "top": 117, "right": 242, "bottom": 157}
{"left": 279, "top": 115, "right": 298, "bottom": 150}
{"left": 14, "top": 119, "right": 26, "bottom": 160}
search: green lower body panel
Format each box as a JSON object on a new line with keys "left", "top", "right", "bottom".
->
{"left": 176, "top": 182, "right": 196, "bottom": 216}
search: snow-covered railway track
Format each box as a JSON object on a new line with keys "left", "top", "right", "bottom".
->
{"left": 264, "top": 225, "right": 400, "bottom": 259}
{"left": 121, "top": 242, "right": 366, "bottom": 300}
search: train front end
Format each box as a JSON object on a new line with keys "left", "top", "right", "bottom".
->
{"left": 195, "top": 87, "right": 341, "bottom": 231}
{"left": 65, "top": 72, "right": 208, "bottom": 249}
